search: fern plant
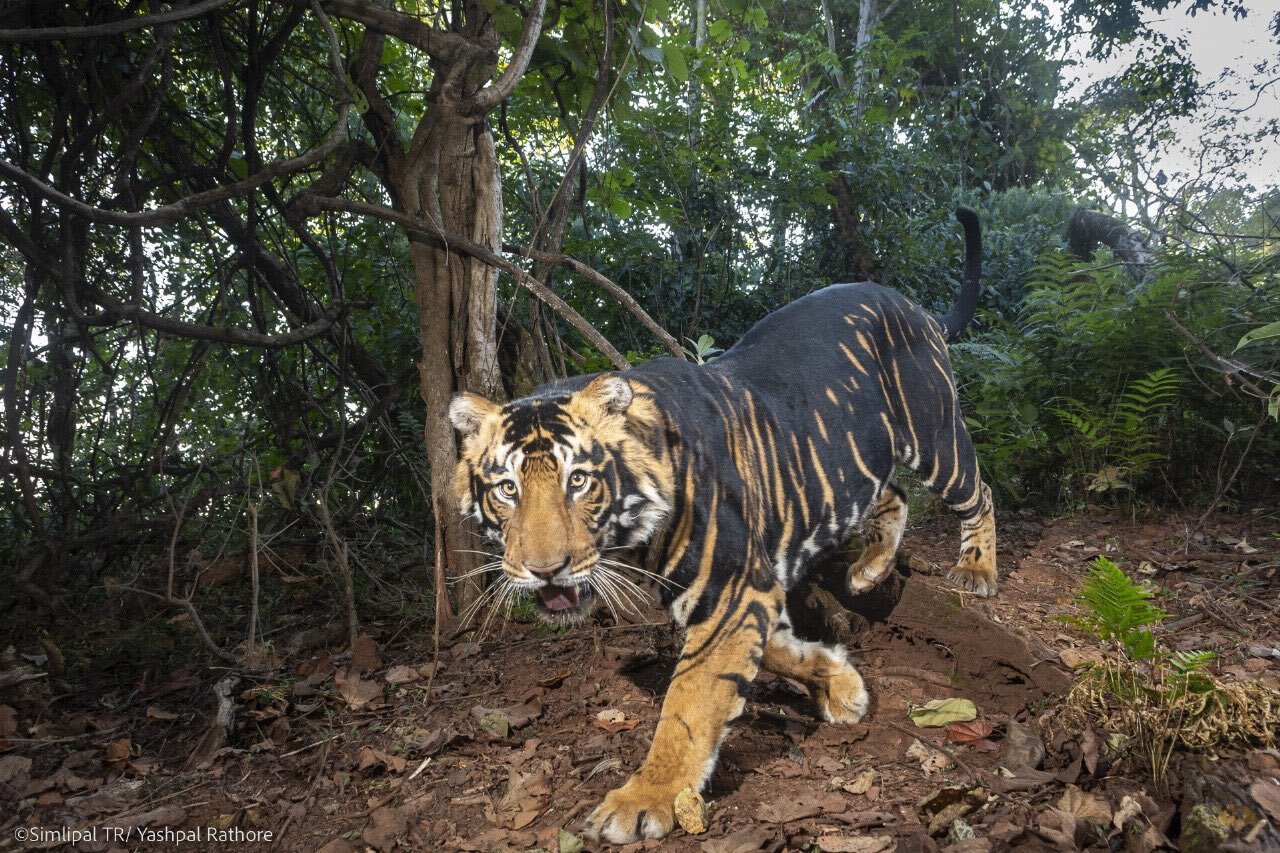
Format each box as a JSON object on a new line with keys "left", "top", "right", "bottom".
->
{"left": 1052, "top": 367, "right": 1181, "bottom": 496}
{"left": 1055, "top": 558, "right": 1274, "bottom": 789}
{"left": 1063, "top": 556, "right": 1168, "bottom": 660}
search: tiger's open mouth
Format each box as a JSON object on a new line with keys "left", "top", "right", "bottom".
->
{"left": 534, "top": 582, "right": 595, "bottom": 623}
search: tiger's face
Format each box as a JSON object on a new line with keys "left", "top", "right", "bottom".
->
{"left": 448, "top": 375, "right": 673, "bottom": 626}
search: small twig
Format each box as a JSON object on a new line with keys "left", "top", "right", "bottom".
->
{"left": 882, "top": 719, "right": 982, "bottom": 780}
{"left": 247, "top": 500, "right": 261, "bottom": 652}
{"left": 280, "top": 733, "right": 342, "bottom": 758}
{"left": 274, "top": 739, "right": 332, "bottom": 847}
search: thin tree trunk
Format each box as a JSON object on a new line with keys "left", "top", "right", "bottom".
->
{"left": 853, "top": 0, "right": 879, "bottom": 115}
{"left": 822, "top": 0, "right": 847, "bottom": 90}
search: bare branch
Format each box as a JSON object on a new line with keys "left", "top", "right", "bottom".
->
{"left": 0, "top": 0, "right": 235, "bottom": 42}
{"left": 85, "top": 293, "right": 352, "bottom": 349}
{"left": 502, "top": 243, "right": 685, "bottom": 360}
{"left": 296, "top": 194, "right": 631, "bottom": 369}
{"left": 1166, "top": 310, "right": 1276, "bottom": 399}
{"left": 458, "top": 0, "right": 548, "bottom": 115}
{"left": 272, "top": 0, "right": 470, "bottom": 63}
{"left": 0, "top": 4, "right": 351, "bottom": 227}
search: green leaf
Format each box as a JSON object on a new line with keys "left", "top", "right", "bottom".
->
{"left": 908, "top": 698, "right": 978, "bottom": 727}
{"left": 662, "top": 41, "right": 689, "bottom": 82}
{"left": 1234, "top": 320, "right": 1280, "bottom": 352}
{"left": 708, "top": 19, "right": 731, "bottom": 41}
{"left": 608, "top": 197, "right": 633, "bottom": 218}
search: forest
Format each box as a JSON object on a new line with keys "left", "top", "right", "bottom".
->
{"left": 0, "top": 0, "right": 1278, "bottom": 850}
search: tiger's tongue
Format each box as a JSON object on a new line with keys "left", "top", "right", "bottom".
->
{"left": 538, "top": 584, "right": 580, "bottom": 612}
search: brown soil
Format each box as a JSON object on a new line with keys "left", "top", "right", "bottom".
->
{"left": 1, "top": 509, "right": 1278, "bottom": 852}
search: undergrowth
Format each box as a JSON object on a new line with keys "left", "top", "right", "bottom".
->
{"left": 1053, "top": 557, "right": 1279, "bottom": 789}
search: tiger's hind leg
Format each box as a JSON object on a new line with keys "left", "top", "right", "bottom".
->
{"left": 845, "top": 482, "right": 908, "bottom": 595}
{"left": 762, "top": 610, "right": 869, "bottom": 724}
{"left": 949, "top": 481, "right": 997, "bottom": 596}
{"left": 927, "top": 412, "right": 998, "bottom": 597}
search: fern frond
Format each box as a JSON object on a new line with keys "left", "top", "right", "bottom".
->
{"left": 1064, "top": 556, "right": 1168, "bottom": 659}
{"left": 1169, "top": 649, "right": 1215, "bottom": 674}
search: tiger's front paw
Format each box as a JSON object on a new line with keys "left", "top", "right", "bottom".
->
{"left": 816, "top": 666, "right": 870, "bottom": 724}
{"left": 583, "top": 778, "right": 677, "bottom": 844}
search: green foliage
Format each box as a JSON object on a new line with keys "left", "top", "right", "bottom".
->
{"left": 1235, "top": 320, "right": 1280, "bottom": 420}
{"left": 1057, "top": 556, "right": 1275, "bottom": 786}
{"left": 953, "top": 245, "right": 1280, "bottom": 507}
{"left": 684, "top": 334, "right": 723, "bottom": 364}
{"left": 1064, "top": 557, "right": 1168, "bottom": 660}
{"left": 1053, "top": 367, "right": 1181, "bottom": 495}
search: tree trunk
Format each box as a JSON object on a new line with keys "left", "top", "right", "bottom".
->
{"left": 852, "top": 0, "right": 879, "bottom": 116}
{"left": 409, "top": 148, "right": 503, "bottom": 617}
{"left": 398, "top": 15, "right": 507, "bottom": 619}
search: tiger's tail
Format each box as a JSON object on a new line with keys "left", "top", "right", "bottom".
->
{"left": 938, "top": 206, "right": 982, "bottom": 343}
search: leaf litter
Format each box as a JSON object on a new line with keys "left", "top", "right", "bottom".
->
{"left": 2, "top": 511, "right": 1277, "bottom": 851}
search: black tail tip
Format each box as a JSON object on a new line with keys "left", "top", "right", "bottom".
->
{"left": 954, "top": 206, "right": 978, "bottom": 228}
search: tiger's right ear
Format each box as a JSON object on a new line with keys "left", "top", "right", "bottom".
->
{"left": 448, "top": 393, "right": 499, "bottom": 437}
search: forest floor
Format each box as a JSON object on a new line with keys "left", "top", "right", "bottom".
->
{"left": 1, "top": 508, "right": 1279, "bottom": 852}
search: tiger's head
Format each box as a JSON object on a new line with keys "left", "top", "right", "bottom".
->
{"left": 448, "top": 375, "right": 674, "bottom": 626}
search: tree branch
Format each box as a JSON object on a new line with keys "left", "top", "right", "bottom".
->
{"left": 1166, "top": 311, "right": 1276, "bottom": 399}
{"left": 0, "top": 0, "right": 235, "bottom": 42}
{"left": 272, "top": 0, "right": 470, "bottom": 63}
{"left": 502, "top": 243, "right": 684, "bottom": 360}
{"left": 295, "top": 194, "right": 631, "bottom": 369}
{"left": 457, "top": 0, "right": 548, "bottom": 115}
{"left": 0, "top": 2, "right": 351, "bottom": 227}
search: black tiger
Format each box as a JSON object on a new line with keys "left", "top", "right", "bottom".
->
{"left": 448, "top": 207, "right": 996, "bottom": 843}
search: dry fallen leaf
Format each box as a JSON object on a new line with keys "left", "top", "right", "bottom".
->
{"left": 0, "top": 704, "right": 16, "bottom": 741}
{"left": 701, "top": 828, "right": 778, "bottom": 853}
{"left": 593, "top": 709, "right": 641, "bottom": 733}
{"left": 1057, "top": 785, "right": 1111, "bottom": 825}
{"left": 385, "top": 663, "right": 434, "bottom": 684}
{"left": 674, "top": 787, "right": 709, "bottom": 834}
{"left": 907, "top": 738, "right": 955, "bottom": 776}
{"left": 755, "top": 791, "right": 846, "bottom": 823}
{"left": 918, "top": 785, "right": 989, "bottom": 834}
{"left": 334, "top": 666, "right": 384, "bottom": 710}
{"left": 103, "top": 739, "right": 133, "bottom": 772}
{"left": 0, "top": 754, "right": 32, "bottom": 786}
{"left": 1002, "top": 717, "right": 1045, "bottom": 771}
{"left": 350, "top": 634, "right": 383, "bottom": 674}
{"left": 1112, "top": 795, "right": 1143, "bottom": 832}
{"left": 838, "top": 768, "right": 877, "bottom": 795}
{"left": 816, "top": 835, "right": 893, "bottom": 853}
{"left": 1251, "top": 779, "right": 1280, "bottom": 823}
{"left": 494, "top": 767, "right": 550, "bottom": 829}
{"left": 358, "top": 747, "right": 407, "bottom": 775}
{"left": 1059, "top": 648, "right": 1104, "bottom": 669}
{"left": 947, "top": 720, "right": 995, "bottom": 744}
{"left": 146, "top": 706, "right": 180, "bottom": 721}
{"left": 362, "top": 806, "right": 407, "bottom": 853}
{"left": 471, "top": 694, "right": 543, "bottom": 738}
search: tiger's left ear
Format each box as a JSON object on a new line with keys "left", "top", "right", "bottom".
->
{"left": 448, "top": 392, "right": 500, "bottom": 437}
{"left": 582, "top": 374, "right": 633, "bottom": 414}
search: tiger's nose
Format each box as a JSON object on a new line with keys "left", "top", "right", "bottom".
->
{"left": 523, "top": 558, "right": 569, "bottom": 579}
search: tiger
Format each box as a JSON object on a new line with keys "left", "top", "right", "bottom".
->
{"left": 447, "top": 207, "right": 996, "bottom": 844}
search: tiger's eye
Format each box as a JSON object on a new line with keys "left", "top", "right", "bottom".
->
{"left": 568, "top": 471, "right": 589, "bottom": 490}
{"left": 497, "top": 480, "right": 518, "bottom": 497}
